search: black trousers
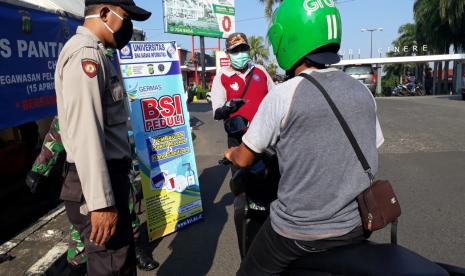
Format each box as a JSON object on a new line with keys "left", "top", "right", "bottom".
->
{"left": 227, "top": 134, "right": 250, "bottom": 259}
{"left": 237, "top": 217, "right": 365, "bottom": 276}
{"left": 62, "top": 160, "right": 136, "bottom": 276}
{"left": 228, "top": 135, "right": 242, "bottom": 194}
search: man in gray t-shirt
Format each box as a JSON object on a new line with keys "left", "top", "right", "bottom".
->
{"left": 225, "top": 2, "right": 384, "bottom": 276}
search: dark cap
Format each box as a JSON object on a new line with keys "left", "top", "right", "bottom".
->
{"left": 85, "top": 0, "right": 151, "bottom": 21}
{"left": 305, "top": 44, "right": 341, "bottom": 65}
{"left": 226, "top": 32, "right": 250, "bottom": 51}
{"left": 305, "top": 52, "right": 340, "bottom": 65}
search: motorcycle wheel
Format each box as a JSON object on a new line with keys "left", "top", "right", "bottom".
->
{"left": 416, "top": 87, "right": 426, "bottom": 96}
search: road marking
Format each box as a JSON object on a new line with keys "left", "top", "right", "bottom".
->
{"left": 24, "top": 242, "right": 68, "bottom": 276}
{"left": 0, "top": 204, "right": 65, "bottom": 255}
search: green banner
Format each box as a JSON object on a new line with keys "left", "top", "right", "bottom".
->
{"left": 164, "top": 0, "right": 235, "bottom": 38}
{"left": 213, "top": 4, "right": 235, "bottom": 15}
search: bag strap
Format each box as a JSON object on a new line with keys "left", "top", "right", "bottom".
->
{"left": 299, "top": 73, "right": 374, "bottom": 181}
{"left": 300, "top": 73, "right": 399, "bottom": 243}
{"left": 239, "top": 67, "right": 255, "bottom": 99}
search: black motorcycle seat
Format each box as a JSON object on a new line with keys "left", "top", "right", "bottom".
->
{"left": 288, "top": 241, "right": 448, "bottom": 276}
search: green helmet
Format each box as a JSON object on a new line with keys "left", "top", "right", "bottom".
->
{"left": 268, "top": 0, "right": 342, "bottom": 71}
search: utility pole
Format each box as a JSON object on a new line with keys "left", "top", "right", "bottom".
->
{"left": 200, "top": 36, "right": 206, "bottom": 90}
{"left": 361, "top": 28, "right": 383, "bottom": 58}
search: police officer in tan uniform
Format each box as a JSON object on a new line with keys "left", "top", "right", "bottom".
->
{"left": 54, "top": 1, "right": 151, "bottom": 274}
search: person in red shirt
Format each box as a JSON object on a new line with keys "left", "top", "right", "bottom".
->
{"left": 211, "top": 32, "right": 275, "bottom": 148}
{"left": 211, "top": 32, "right": 275, "bottom": 258}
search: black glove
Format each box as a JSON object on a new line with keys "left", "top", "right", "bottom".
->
{"left": 214, "top": 99, "right": 247, "bottom": 120}
{"left": 25, "top": 171, "right": 47, "bottom": 194}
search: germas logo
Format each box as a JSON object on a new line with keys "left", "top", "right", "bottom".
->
{"left": 141, "top": 95, "right": 184, "bottom": 131}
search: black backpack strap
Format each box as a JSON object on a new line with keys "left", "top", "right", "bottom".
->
{"left": 299, "top": 73, "right": 373, "bottom": 180}
{"left": 239, "top": 67, "right": 255, "bottom": 99}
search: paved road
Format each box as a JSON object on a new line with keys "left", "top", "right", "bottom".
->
{"left": 142, "top": 103, "right": 241, "bottom": 276}
{"left": 4, "top": 96, "right": 463, "bottom": 275}
{"left": 372, "top": 96, "right": 465, "bottom": 267}
{"left": 146, "top": 96, "right": 465, "bottom": 275}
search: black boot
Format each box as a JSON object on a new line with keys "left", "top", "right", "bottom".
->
{"left": 68, "top": 262, "right": 87, "bottom": 276}
{"left": 135, "top": 244, "right": 159, "bottom": 271}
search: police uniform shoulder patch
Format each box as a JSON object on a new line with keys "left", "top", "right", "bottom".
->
{"left": 81, "top": 59, "right": 99, "bottom": 78}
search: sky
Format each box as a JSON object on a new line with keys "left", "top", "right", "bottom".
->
{"left": 133, "top": 0, "right": 416, "bottom": 60}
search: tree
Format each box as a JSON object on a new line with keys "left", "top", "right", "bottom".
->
{"left": 414, "top": 0, "right": 450, "bottom": 54}
{"left": 384, "top": 24, "right": 417, "bottom": 72}
{"left": 439, "top": 0, "right": 465, "bottom": 51}
{"left": 249, "top": 36, "right": 269, "bottom": 65}
{"left": 257, "top": 0, "right": 282, "bottom": 19}
{"left": 394, "top": 24, "right": 418, "bottom": 56}
{"left": 265, "top": 60, "right": 278, "bottom": 79}
{"left": 414, "top": 0, "right": 465, "bottom": 93}
{"left": 382, "top": 23, "right": 419, "bottom": 92}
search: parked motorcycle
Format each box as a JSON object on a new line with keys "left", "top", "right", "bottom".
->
{"left": 219, "top": 114, "right": 279, "bottom": 258}
{"left": 220, "top": 116, "right": 465, "bottom": 275}
{"left": 392, "top": 82, "right": 426, "bottom": 96}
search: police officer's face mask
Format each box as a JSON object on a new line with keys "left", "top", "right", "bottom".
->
{"left": 85, "top": 9, "right": 133, "bottom": 50}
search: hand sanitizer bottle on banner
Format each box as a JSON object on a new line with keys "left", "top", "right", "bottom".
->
{"left": 183, "top": 163, "right": 196, "bottom": 186}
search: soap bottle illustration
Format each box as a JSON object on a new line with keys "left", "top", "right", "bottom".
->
{"left": 183, "top": 163, "right": 196, "bottom": 186}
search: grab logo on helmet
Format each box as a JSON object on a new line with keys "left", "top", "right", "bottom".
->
{"left": 304, "top": 0, "right": 335, "bottom": 15}
{"left": 304, "top": 0, "right": 338, "bottom": 40}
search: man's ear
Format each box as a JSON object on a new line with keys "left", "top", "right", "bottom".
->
{"left": 99, "top": 6, "right": 111, "bottom": 23}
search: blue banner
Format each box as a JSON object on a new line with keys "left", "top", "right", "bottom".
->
{"left": 118, "top": 41, "right": 203, "bottom": 240}
{"left": 0, "top": 2, "right": 80, "bottom": 129}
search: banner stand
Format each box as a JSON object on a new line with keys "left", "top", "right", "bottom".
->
{"left": 118, "top": 41, "right": 203, "bottom": 241}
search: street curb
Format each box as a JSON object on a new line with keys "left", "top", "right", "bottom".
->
{"left": 0, "top": 205, "right": 67, "bottom": 275}
{"left": 192, "top": 99, "right": 209, "bottom": 104}
{"left": 0, "top": 205, "right": 65, "bottom": 256}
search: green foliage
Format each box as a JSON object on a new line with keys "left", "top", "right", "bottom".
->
{"left": 382, "top": 74, "right": 399, "bottom": 95}
{"left": 265, "top": 60, "right": 278, "bottom": 79}
{"left": 257, "top": 0, "right": 283, "bottom": 19}
{"left": 196, "top": 85, "right": 207, "bottom": 99}
{"left": 414, "top": 0, "right": 465, "bottom": 53}
{"left": 383, "top": 23, "right": 420, "bottom": 81}
{"left": 249, "top": 36, "right": 269, "bottom": 65}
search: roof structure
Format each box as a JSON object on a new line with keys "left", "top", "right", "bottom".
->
{"left": 335, "top": 54, "right": 465, "bottom": 66}
{"left": 0, "top": 0, "right": 84, "bottom": 18}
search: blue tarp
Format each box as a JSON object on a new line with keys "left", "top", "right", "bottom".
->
{"left": 0, "top": 2, "right": 80, "bottom": 129}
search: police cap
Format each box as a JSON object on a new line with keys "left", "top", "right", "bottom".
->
{"left": 85, "top": 0, "right": 151, "bottom": 21}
